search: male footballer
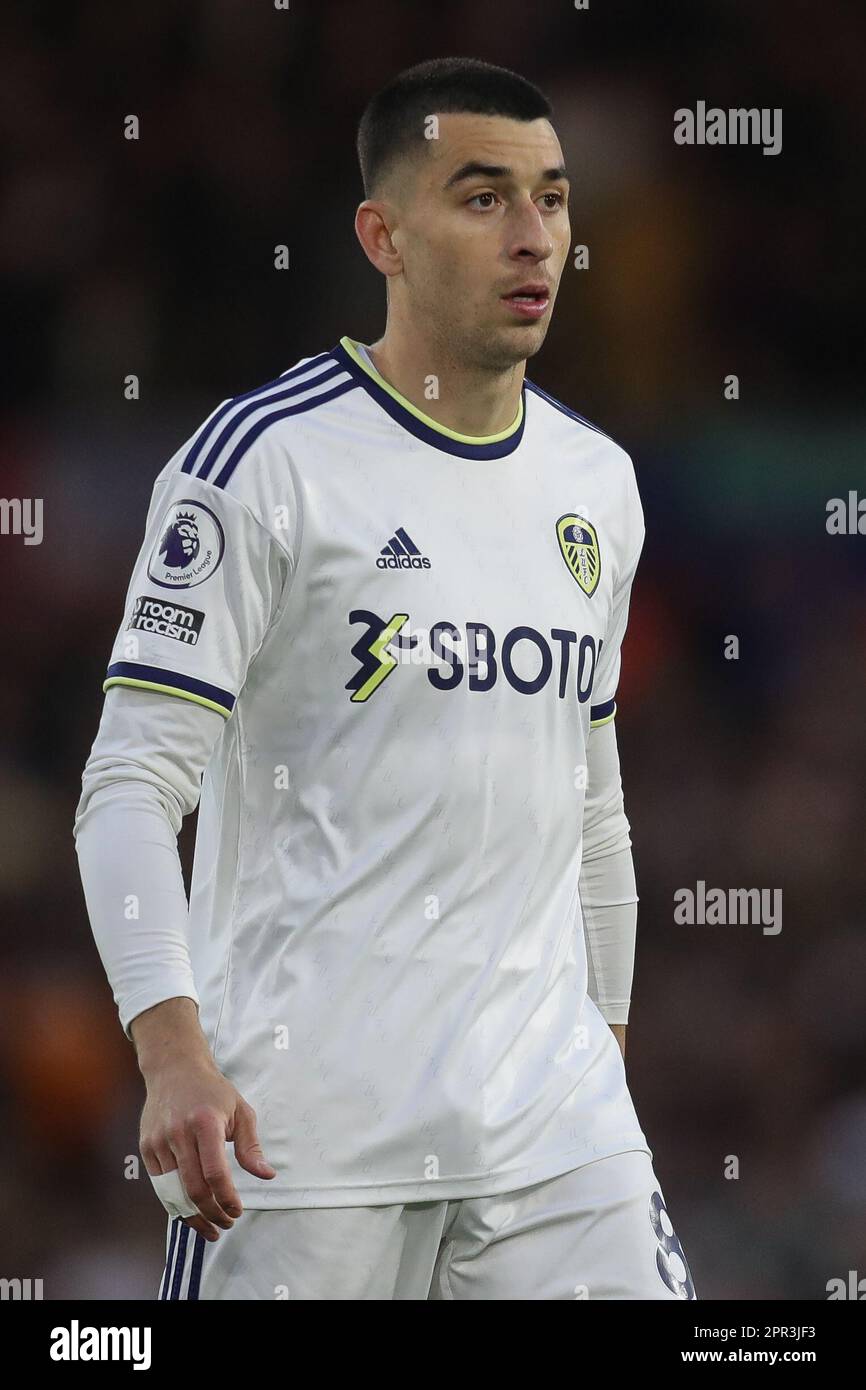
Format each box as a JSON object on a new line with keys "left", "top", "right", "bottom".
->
{"left": 75, "top": 56, "right": 696, "bottom": 1300}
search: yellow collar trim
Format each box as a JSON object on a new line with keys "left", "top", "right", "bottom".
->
{"left": 340, "top": 336, "right": 524, "bottom": 444}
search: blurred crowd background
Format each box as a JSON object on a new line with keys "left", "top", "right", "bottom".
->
{"left": 1, "top": 0, "right": 864, "bottom": 1299}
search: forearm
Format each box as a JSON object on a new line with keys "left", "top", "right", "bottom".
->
{"left": 75, "top": 776, "right": 201, "bottom": 1039}
{"left": 130, "top": 996, "right": 216, "bottom": 1078}
{"left": 579, "top": 719, "right": 639, "bottom": 1028}
{"left": 579, "top": 842, "right": 638, "bottom": 1024}
{"left": 74, "top": 687, "right": 225, "bottom": 1042}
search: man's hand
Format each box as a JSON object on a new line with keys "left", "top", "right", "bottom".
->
{"left": 610, "top": 1023, "right": 627, "bottom": 1061}
{"left": 133, "top": 998, "right": 276, "bottom": 1242}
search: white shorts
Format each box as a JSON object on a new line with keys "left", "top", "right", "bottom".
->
{"left": 158, "top": 1147, "right": 697, "bottom": 1301}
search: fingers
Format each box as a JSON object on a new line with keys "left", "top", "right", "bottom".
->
{"left": 170, "top": 1116, "right": 238, "bottom": 1231}
{"left": 151, "top": 1113, "right": 238, "bottom": 1231}
{"left": 183, "top": 1212, "right": 222, "bottom": 1243}
{"left": 231, "top": 1100, "right": 277, "bottom": 1179}
{"left": 141, "top": 1097, "right": 275, "bottom": 1244}
{"left": 195, "top": 1113, "right": 243, "bottom": 1219}
{"left": 143, "top": 1139, "right": 222, "bottom": 1242}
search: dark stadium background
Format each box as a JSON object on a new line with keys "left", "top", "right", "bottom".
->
{"left": 1, "top": 0, "right": 864, "bottom": 1299}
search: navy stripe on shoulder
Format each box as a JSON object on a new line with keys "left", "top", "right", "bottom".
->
{"left": 180, "top": 351, "right": 341, "bottom": 479}
{"left": 211, "top": 377, "right": 360, "bottom": 489}
{"left": 196, "top": 361, "right": 349, "bottom": 484}
{"left": 524, "top": 379, "right": 618, "bottom": 446}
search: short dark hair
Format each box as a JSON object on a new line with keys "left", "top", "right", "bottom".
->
{"left": 357, "top": 57, "right": 553, "bottom": 199}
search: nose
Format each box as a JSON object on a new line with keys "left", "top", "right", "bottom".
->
{"left": 507, "top": 196, "right": 555, "bottom": 262}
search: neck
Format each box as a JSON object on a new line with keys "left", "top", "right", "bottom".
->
{"left": 365, "top": 320, "right": 525, "bottom": 438}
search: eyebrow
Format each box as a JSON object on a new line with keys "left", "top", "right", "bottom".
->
{"left": 443, "top": 161, "right": 569, "bottom": 190}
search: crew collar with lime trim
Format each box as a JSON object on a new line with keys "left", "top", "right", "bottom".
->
{"left": 330, "top": 335, "right": 526, "bottom": 459}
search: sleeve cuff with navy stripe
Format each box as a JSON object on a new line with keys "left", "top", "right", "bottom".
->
{"left": 589, "top": 698, "right": 617, "bottom": 729}
{"left": 103, "top": 663, "right": 236, "bottom": 719}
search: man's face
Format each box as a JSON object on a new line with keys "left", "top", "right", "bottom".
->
{"left": 390, "top": 112, "right": 571, "bottom": 371}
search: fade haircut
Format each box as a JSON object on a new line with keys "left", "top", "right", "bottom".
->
{"left": 356, "top": 57, "right": 553, "bottom": 199}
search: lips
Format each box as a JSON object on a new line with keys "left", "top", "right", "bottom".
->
{"left": 501, "top": 283, "right": 550, "bottom": 303}
{"left": 501, "top": 284, "right": 551, "bottom": 318}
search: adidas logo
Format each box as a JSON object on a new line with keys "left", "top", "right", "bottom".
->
{"left": 376, "top": 526, "right": 431, "bottom": 569}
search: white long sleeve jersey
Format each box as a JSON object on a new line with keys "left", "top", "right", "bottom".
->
{"left": 76, "top": 336, "right": 650, "bottom": 1208}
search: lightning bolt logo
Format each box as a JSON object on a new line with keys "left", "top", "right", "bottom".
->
{"left": 346, "top": 610, "right": 413, "bottom": 703}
